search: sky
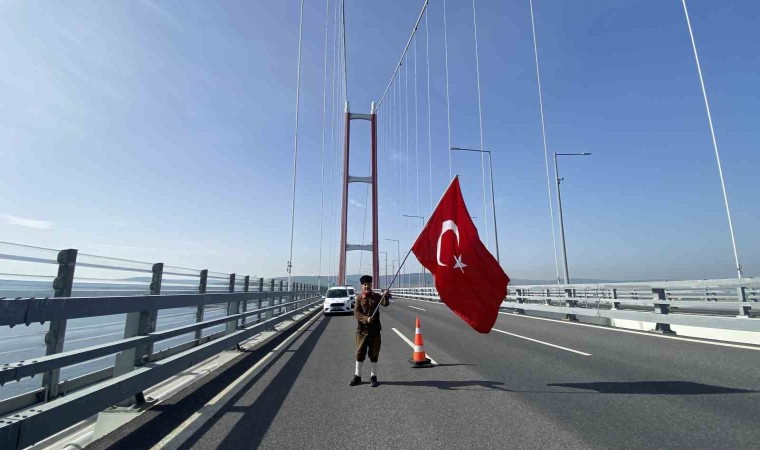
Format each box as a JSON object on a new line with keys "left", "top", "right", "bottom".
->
{"left": 0, "top": 0, "right": 758, "bottom": 282}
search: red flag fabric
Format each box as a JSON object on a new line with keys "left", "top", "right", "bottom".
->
{"left": 411, "top": 176, "right": 510, "bottom": 333}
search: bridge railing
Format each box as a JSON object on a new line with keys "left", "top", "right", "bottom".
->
{"left": 392, "top": 278, "right": 760, "bottom": 334}
{"left": 0, "top": 242, "right": 324, "bottom": 449}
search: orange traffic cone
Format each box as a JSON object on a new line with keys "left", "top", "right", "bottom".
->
{"left": 409, "top": 316, "right": 433, "bottom": 368}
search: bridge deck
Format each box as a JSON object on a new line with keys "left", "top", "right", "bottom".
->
{"left": 92, "top": 297, "right": 760, "bottom": 449}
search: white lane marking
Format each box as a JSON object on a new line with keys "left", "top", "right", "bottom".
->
{"left": 391, "top": 328, "right": 438, "bottom": 365}
{"left": 151, "top": 310, "right": 322, "bottom": 449}
{"left": 394, "top": 296, "right": 443, "bottom": 306}
{"left": 491, "top": 328, "right": 591, "bottom": 356}
{"left": 498, "top": 312, "right": 760, "bottom": 351}
{"left": 408, "top": 305, "right": 426, "bottom": 311}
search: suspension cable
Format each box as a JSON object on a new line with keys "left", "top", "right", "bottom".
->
{"left": 681, "top": 0, "right": 742, "bottom": 278}
{"left": 529, "top": 0, "right": 561, "bottom": 284}
{"left": 405, "top": 56, "right": 410, "bottom": 223}
{"left": 414, "top": 35, "right": 420, "bottom": 219}
{"left": 443, "top": 0, "right": 453, "bottom": 179}
{"left": 286, "top": 0, "right": 305, "bottom": 292}
{"left": 414, "top": 35, "right": 423, "bottom": 286}
{"left": 327, "top": 0, "right": 340, "bottom": 286}
{"left": 376, "top": 0, "right": 430, "bottom": 110}
{"left": 472, "top": 0, "right": 490, "bottom": 249}
{"left": 425, "top": 12, "right": 433, "bottom": 213}
{"left": 318, "top": 0, "right": 331, "bottom": 291}
{"left": 341, "top": 0, "right": 348, "bottom": 100}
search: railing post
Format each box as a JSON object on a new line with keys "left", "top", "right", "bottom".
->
{"left": 279, "top": 280, "right": 284, "bottom": 316}
{"left": 563, "top": 288, "right": 578, "bottom": 322}
{"left": 652, "top": 288, "right": 675, "bottom": 335}
{"left": 737, "top": 287, "right": 750, "bottom": 317}
{"left": 42, "top": 248, "right": 77, "bottom": 401}
{"left": 195, "top": 270, "right": 208, "bottom": 342}
{"left": 241, "top": 276, "right": 250, "bottom": 328}
{"left": 513, "top": 288, "right": 525, "bottom": 315}
{"left": 226, "top": 274, "right": 238, "bottom": 335}
{"left": 139, "top": 263, "right": 161, "bottom": 360}
{"left": 141, "top": 263, "right": 162, "bottom": 359}
{"left": 610, "top": 288, "right": 620, "bottom": 310}
{"left": 113, "top": 262, "right": 162, "bottom": 404}
{"left": 257, "top": 278, "right": 265, "bottom": 324}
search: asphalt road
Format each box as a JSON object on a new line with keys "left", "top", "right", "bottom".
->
{"left": 94, "top": 297, "right": 760, "bottom": 449}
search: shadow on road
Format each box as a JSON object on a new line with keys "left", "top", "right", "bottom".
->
{"left": 546, "top": 381, "right": 758, "bottom": 395}
{"left": 182, "top": 315, "right": 330, "bottom": 449}
{"left": 380, "top": 380, "right": 511, "bottom": 391}
{"left": 89, "top": 314, "right": 328, "bottom": 450}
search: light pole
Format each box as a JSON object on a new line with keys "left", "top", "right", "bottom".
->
{"left": 553, "top": 152, "right": 591, "bottom": 284}
{"left": 450, "top": 147, "right": 501, "bottom": 263}
{"left": 385, "top": 238, "right": 401, "bottom": 288}
{"left": 378, "top": 251, "right": 388, "bottom": 287}
{"left": 403, "top": 214, "right": 425, "bottom": 287}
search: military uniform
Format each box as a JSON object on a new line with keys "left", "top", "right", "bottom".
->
{"left": 354, "top": 290, "right": 390, "bottom": 363}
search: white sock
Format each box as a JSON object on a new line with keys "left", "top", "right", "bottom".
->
{"left": 355, "top": 361, "right": 363, "bottom": 377}
{"left": 370, "top": 362, "right": 378, "bottom": 377}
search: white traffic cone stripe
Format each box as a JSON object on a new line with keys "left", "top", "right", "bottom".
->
{"left": 413, "top": 345, "right": 424, "bottom": 353}
{"left": 415, "top": 328, "right": 422, "bottom": 334}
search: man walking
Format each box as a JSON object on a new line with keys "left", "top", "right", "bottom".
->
{"left": 350, "top": 275, "right": 390, "bottom": 387}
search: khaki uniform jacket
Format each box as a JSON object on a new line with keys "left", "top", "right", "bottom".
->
{"left": 354, "top": 291, "right": 390, "bottom": 336}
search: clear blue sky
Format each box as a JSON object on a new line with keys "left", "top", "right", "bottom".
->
{"left": 0, "top": 0, "right": 758, "bottom": 281}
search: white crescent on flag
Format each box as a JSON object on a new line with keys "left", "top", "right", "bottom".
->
{"left": 436, "top": 220, "right": 460, "bottom": 267}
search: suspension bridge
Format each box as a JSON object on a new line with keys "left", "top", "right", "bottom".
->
{"left": 1, "top": 1, "right": 758, "bottom": 449}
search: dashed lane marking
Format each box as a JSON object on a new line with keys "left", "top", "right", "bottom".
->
{"left": 492, "top": 328, "right": 591, "bottom": 356}
{"left": 498, "top": 312, "right": 760, "bottom": 351}
{"left": 408, "top": 305, "right": 426, "bottom": 311}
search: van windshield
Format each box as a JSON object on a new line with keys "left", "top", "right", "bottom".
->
{"left": 326, "top": 289, "right": 348, "bottom": 298}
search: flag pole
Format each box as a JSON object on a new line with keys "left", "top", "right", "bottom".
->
{"left": 369, "top": 175, "right": 459, "bottom": 319}
{"left": 369, "top": 246, "right": 413, "bottom": 319}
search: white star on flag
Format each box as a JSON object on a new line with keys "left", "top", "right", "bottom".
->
{"left": 453, "top": 254, "right": 467, "bottom": 272}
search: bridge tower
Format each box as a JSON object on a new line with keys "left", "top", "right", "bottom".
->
{"left": 337, "top": 101, "right": 379, "bottom": 287}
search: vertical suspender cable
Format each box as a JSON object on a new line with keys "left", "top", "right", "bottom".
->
{"left": 318, "top": 0, "right": 331, "bottom": 292}
{"left": 443, "top": 0, "right": 453, "bottom": 179}
{"left": 341, "top": 0, "right": 348, "bottom": 100}
{"left": 405, "top": 58, "right": 410, "bottom": 222}
{"left": 287, "top": 0, "right": 305, "bottom": 292}
{"left": 681, "top": 0, "right": 742, "bottom": 278}
{"left": 529, "top": 0, "right": 561, "bottom": 284}
{"left": 425, "top": 12, "right": 433, "bottom": 212}
{"left": 414, "top": 35, "right": 423, "bottom": 287}
{"left": 414, "top": 36, "right": 420, "bottom": 220}
{"left": 471, "top": 0, "right": 490, "bottom": 250}
{"left": 404, "top": 59, "right": 410, "bottom": 288}
{"left": 327, "top": 0, "right": 340, "bottom": 285}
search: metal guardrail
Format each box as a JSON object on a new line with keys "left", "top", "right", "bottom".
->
{"left": 393, "top": 278, "right": 760, "bottom": 334}
{"left": 0, "top": 242, "right": 326, "bottom": 449}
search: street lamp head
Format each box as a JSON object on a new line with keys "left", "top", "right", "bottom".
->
{"left": 450, "top": 146, "right": 489, "bottom": 154}
{"left": 556, "top": 152, "right": 592, "bottom": 157}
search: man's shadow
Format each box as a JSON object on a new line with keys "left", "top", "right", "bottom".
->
{"left": 546, "top": 381, "right": 758, "bottom": 395}
{"left": 380, "top": 380, "right": 512, "bottom": 391}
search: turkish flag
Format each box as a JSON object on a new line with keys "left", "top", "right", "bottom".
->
{"left": 411, "top": 176, "right": 509, "bottom": 333}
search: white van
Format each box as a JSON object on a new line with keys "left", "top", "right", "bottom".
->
{"left": 323, "top": 286, "right": 355, "bottom": 315}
